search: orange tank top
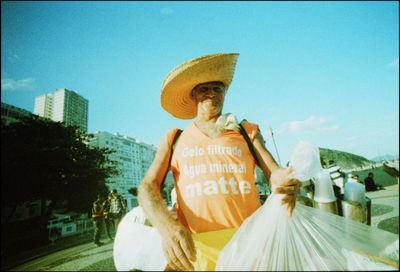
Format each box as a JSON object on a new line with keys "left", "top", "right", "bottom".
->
{"left": 164, "top": 121, "right": 261, "bottom": 234}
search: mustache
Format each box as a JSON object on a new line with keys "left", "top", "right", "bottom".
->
{"left": 200, "top": 95, "right": 220, "bottom": 102}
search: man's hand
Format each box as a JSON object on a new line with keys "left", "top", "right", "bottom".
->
{"left": 270, "top": 166, "right": 301, "bottom": 217}
{"left": 160, "top": 222, "right": 197, "bottom": 271}
{"left": 138, "top": 133, "right": 197, "bottom": 270}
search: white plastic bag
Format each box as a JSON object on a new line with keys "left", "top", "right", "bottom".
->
{"left": 113, "top": 208, "right": 167, "bottom": 271}
{"left": 215, "top": 193, "right": 399, "bottom": 271}
{"left": 289, "top": 139, "right": 322, "bottom": 182}
{"left": 313, "top": 169, "right": 337, "bottom": 203}
{"left": 344, "top": 182, "right": 367, "bottom": 208}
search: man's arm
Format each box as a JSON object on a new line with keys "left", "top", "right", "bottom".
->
{"left": 138, "top": 134, "right": 196, "bottom": 271}
{"left": 252, "top": 130, "right": 300, "bottom": 217}
{"left": 252, "top": 130, "right": 279, "bottom": 180}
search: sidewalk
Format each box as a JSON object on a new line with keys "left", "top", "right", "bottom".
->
{"left": 2, "top": 230, "right": 114, "bottom": 271}
{"left": 366, "top": 183, "right": 399, "bottom": 234}
{"left": 4, "top": 185, "right": 398, "bottom": 271}
{"left": 8, "top": 236, "right": 115, "bottom": 271}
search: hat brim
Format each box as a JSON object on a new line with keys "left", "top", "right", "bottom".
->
{"left": 161, "top": 53, "right": 239, "bottom": 119}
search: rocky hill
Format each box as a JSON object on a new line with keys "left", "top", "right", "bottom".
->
{"left": 319, "top": 147, "right": 372, "bottom": 169}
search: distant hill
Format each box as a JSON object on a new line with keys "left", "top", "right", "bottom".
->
{"left": 370, "top": 154, "right": 399, "bottom": 162}
{"left": 319, "top": 147, "right": 372, "bottom": 169}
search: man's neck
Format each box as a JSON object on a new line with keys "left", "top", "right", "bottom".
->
{"left": 194, "top": 112, "right": 228, "bottom": 139}
{"left": 195, "top": 111, "right": 221, "bottom": 124}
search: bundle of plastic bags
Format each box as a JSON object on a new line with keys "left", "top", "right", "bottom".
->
{"left": 215, "top": 193, "right": 398, "bottom": 270}
{"left": 113, "top": 206, "right": 167, "bottom": 271}
{"left": 216, "top": 140, "right": 399, "bottom": 271}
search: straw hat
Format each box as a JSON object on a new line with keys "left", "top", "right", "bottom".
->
{"left": 160, "top": 53, "right": 239, "bottom": 119}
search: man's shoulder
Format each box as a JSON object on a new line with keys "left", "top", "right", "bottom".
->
{"left": 240, "top": 120, "right": 259, "bottom": 142}
{"left": 166, "top": 128, "right": 181, "bottom": 136}
{"left": 165, "top": 128, "right": 184, "bottom": 148}
{"left": 240, "top": 120, "right": 258, "bottom": 128}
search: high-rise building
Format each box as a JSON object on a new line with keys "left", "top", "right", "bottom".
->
{"left": 89, "top": 131, "right": 158, "bottom": 210}
{"left": 33, "top": 93, "right": 53, "bottom": 119}
{"left": 34, "top": 88, "right": 88, "bottom": 132}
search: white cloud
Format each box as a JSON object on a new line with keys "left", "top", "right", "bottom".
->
{"left": 161, "top": 7, "right": 173, "bottom": 15}
{"left": 7, "top": 54, "right": 21, "bottom": 63}
{"left": 288, "top": 116, "right": 328, "bottom": 134}
{"left": 1, "top": 77, "right": 35, "bottom": 90}
{"left": 321, "top": 125, "right": 339, "bottom": 132}
{"left": 388, "top": 57, "right": 399, "bottom": 69}
{"left": 346, "top": 135, "right": 360, "bottom": 142}
{"left": 262, "top": 122, "right": 287, "bottom": 140}
{"left": 268, "top": 116, "right": 338, "bottom": 136}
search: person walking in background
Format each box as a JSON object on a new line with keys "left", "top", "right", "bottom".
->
{"left": 110, "top": 189, "right": 126, "bottom": 230}
{"left": 168, "top": 188, "right": 178, "bottom": 218}
{"left": 102, "top": 193, "right": 114, "bottom": 241}
{"left": 92, "top": 194, "right": 104, "bottom": 247}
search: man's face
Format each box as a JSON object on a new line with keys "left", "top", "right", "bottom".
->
{"left": 192, "top": 82, "right": 226, "bottom": 115}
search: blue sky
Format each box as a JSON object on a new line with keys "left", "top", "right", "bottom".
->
{"left": 2, "top": 1, "right": 399, "bottom": 165}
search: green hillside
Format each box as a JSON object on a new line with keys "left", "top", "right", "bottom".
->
{"left": 351, "top": 166, "right": 398, "bottom": 187}
{"left": 319, "top": 147, "right": 372, "bottom": 169}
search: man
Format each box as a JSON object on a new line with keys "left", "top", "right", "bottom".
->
{"left": 353, "top": 175, "right": 363, "bottom": 184}
{"left": 109, "top": 189, "right": 126, "bottom": 230}
{"left": 347, "top": 174, "right": 357, "bottom": 183}
{"left": 102, "top": 193, "right": 114, "bottom": 241}
{"left": 92, "top": 194, "right": 104, "bottom": 247}
{"left": 364, "top": 172, "right": 383, "bottom": 191}
{"left": 138, "top": 53, "right": 300, "bottom": 270}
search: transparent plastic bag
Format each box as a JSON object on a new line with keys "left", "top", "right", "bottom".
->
{"left": 289, "top": 139, "right": 322, "bottom": 182}
{"left": 343, "top": 182, "right": 367, "bottom": 208}
{"left": 313, "top": 169, "right": 337, "bottom": 203}
{"left": 113, "top": 208, "right": 167, "bottom": 271}
{"left": 215, "top": 193, "right": 399, "bottom": 271}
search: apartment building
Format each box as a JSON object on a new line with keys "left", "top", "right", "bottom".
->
{"left": 1, "top": 102, "right": 33, "bottom": 126}
{"left": 89, "top": 131, "right": 158, "bottom": 210}
{"left": 33, "top": 92, "right": 53, "bottom": 119}
{"left": 34, "top": 88, "right": 88, "bottom": 132}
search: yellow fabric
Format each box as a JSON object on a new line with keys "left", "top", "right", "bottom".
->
{"left": 191, "top": 228, "right": 238, "bottom": 271}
